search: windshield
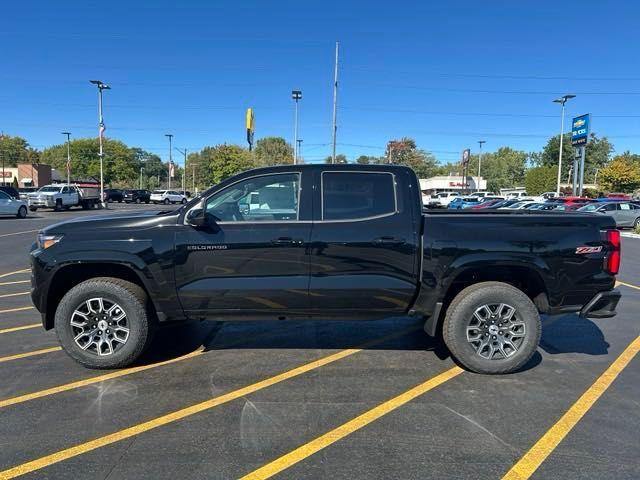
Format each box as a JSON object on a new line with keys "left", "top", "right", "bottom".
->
{"left": 37, "top": 186, "right": 60, "bottom": 192}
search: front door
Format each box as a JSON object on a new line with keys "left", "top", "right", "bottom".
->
{"left": 308, "top": 170, "right": 419, "bottom": 315}
{"left": 174, "top": 171, "right": 312, "bottom": 318}
{"left": 0, "top": 191, "right": 12, "bottom": 214}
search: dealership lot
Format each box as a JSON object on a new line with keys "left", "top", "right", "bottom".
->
{"left": 0, "top": 206, "right": 639, "bottom": 480}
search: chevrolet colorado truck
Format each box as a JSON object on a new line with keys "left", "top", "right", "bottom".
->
{"left": 30, "top": 164, "right": 621, "bottom": 374}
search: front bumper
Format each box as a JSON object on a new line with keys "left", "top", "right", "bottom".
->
{"left": 29, "top": 197, "right": 55, "bottom": 207}
{"left": 580, "top": 289, "right": 621, "bottom": 319}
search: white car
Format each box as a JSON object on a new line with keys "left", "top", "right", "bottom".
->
{"left": 150, "top": 190, "right": 188, "bottom": 205}
{"left": 428, "top": 191, "right": 460, "bottom": 208}
{"left": 0, "top": 190, "right": 28, "bottom": 218}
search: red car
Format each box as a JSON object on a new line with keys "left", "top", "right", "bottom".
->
{"left": 551, "top": 196, "right": 594, "bottom": 207}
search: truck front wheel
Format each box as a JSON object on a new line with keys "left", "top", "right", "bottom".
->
{"left": 442, "top": 282, "right": 541, "bottom": 374}
{"left": 54, "top": 277, "right": 155, "bottom": 369}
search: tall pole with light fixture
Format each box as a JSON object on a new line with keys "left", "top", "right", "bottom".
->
{"left": 477, "top": 140, "right": 486, "bottom": 192}
{"left": 331, "top": 41, "right": 339, "bottom": 163}
{"left": 62, "top": 132, "right": 71, "bottom": 186}
{"left": 175, "top": 147, "right": 187, "bottom": 193}
{"left": 553, "top": 94, "right": 576, "bottom": 196}
{"left": 90, "top": 80, "right": 110, "bottom": 207}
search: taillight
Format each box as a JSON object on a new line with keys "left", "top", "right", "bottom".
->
{"left": 606, "top": 229, "right": 621, "bottom": 275}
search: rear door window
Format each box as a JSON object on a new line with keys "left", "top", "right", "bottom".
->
{"left": 321, "top": 172, "right": 396, "bottom": 220}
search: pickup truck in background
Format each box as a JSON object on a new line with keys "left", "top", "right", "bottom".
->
{"left": 30, "top": 165, "right": 621, "bottom": 374}
{"left": 27, "top": 184, "right": 101, "bottom": 211}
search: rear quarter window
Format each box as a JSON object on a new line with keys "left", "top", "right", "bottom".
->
{"left": 321, "top": 172, "right": 396, "bottom": 220}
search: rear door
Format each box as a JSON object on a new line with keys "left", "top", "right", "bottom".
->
{"left": 0, "top": 191, "right": 13, "bottom": 214}
{"left": 308, "top": 169, "right": 419, "bottom": 315}
{"left": 174, "top": 170, "right": 312, "bottom": 318}
{"left": 618, "top": 202, "right": 635, "bottom": 226}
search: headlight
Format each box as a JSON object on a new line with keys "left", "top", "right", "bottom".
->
{"left": 38, "top": 233, "right": 63, "bottom": 250}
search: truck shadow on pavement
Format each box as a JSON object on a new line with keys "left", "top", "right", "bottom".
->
{"left": 539, "top": 313, "right": 610, "bottom": 356}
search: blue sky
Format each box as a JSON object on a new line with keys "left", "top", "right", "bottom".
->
{"left": 1, "top": 0, "right": 639, "bottom": 165}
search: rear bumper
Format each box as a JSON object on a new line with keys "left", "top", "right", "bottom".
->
{"left": 580, "top": 289, "right": 621, "bottom": 319}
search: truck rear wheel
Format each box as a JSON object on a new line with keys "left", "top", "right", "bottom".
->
{"left": 54, "top": 277, "right": 155, "bottom": 369}
{"left": 54, "top": 199, "right": 63, "bottom": 211}
{"left": 442, "top": 282, "right": 541, "bottom": 374}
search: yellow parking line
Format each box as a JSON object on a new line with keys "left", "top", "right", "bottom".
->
{"left": 0, "top": 280, "right": 30, "bottom": 286}
{"left": 616, "top": 280, "right": 640, "bottom": 291}
{"left": 502, "top": 335, "right": 640, "bottom": 480}
{"left": 0, "top": 347, "right": 62, "bottom": 364}
{"left": 0, "top": 324, "right": 40, "bottom": 334}
{"left": 0, "top": 306, "right": 34, "bottom": 314}
{"left": 0, "top": 291, "right": 30, "bottom": 299}
{"left": 0, "top": 327, "right": 417, "bottom": 479}
{"left": 240, "top": 366, "right": 463, "bottom": 480}
{"left": 0, "top": 322, "right": 304, "bottom": 409}
{"left": 0, "top": 269, "right": 30, "bottom": 278}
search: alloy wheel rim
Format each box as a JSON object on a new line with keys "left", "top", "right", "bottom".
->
{"left": 70, "top": 297, "right": 129, "bottom": 356}
{"left": 466, "top": 303, "right": 525, "bottom": 360}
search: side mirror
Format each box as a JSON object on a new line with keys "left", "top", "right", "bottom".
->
{"left": 186, "top": 201, "right": 207, "bottom": 227}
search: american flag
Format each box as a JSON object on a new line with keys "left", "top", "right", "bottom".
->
{"left": 99, "top": 121, "right": 106, "bottom": 139}
{"left": 169, "top": 161, "right": 175, "bottom": 179}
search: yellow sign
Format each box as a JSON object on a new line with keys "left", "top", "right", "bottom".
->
{"left": 246, "top": 108, "right": 254, "bottom": 132}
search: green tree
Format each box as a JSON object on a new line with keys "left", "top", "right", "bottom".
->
{"left": 541, "top": 133, "right": 613, "bottom": 183}
{"left": 324, "top": 154, "right": 348, "bottom": 164}
{"left": 524, "top": 165, "right": 559, "bottom": 195}
{"left": 193, "top": 144, "right": 255, "bottom": 185}
{"left": 598, "top": 155, "right": 640, "bottom": 193}
{"left": 0, "top": 134, "right": 40, "bottom": 167}
{"left": 40, "top": 138, "right": 137, "bottom": 186}
{"left": 252, "top": 137, "right": 294, "bottom": 166}
{"left": 465, "top": 147, "right": 528, "bottom": 193}
{"left": 385, "top": 138, "right": 438, "bottom": 178}
{"left": 355, "top": 155, "right": 384, "bottom": 164}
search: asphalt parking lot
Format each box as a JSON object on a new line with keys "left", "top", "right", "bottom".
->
{"left": 0, "top": 204, "right": 639, "bottom": 480}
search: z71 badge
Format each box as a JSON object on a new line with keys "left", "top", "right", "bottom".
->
{"left": 575, "top": 246, "right": 603, "bottom": 254}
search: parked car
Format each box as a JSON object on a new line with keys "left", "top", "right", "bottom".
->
{"left": 427, "top": 191, "right": 459, "bottom": 208}
{"left": 177, "top": 190, "right": 192, "bottom": 198}
{"left": 18, "top": 187, "right": 38, "bottom": 201}
{"left": 578, "top": 201, "right": 640, "bottom": 228}
{"left": 0, "top": 190, "right": 28, "bottom": 218}
{"left": 448, "top": 196, "right": 482, "bottom": 209}
{"left": 0, "top": 185, "right": 20, "bottom": 199}
{"left": 467, "top": 192, "right": 496, "bottom": 199}
{"left": 471, "top": 199, "right": 504, "bottom": 209}
{"left": 103, "top": 188, "right": 124, "bottom": 203}
{"left": 27, "top": 184, "right": 101, "bottom": 211}
{"left": 551, "top": 196, "right": 593, "bottom": 207}
{"left": 498, "top": 200, "right": 536, "bottom": 210}
{"left": 150, "top": 189, "right": 188, "bottom": 205}
{"left": 123, "top": 189, "right": 151, "bottom": 204}
{"left": 30, "top": 164, "right": 621, "bottom": 374}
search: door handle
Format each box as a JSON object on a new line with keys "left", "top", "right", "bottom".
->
{"left": 271, "top": 237, "right": 304, "bottom": 245}
{"left": 374, "top": 236, "right": 406, "bottom": 245}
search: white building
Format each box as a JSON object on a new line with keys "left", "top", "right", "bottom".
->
{"left": 419, "top": 175, "right": 487, "bottom": 195}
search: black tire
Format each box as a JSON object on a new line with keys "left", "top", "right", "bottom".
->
{"left": 16, "top": 205, "right": 27, "bottom": 218}
{"left": 118, "top": 199, "right": 123, "bottom": 203}
{"left": 135, "top": 198, "right": 141, "bottom": 204}
{"left": 442, "top": 281, "right": 541, "bottom": 374}
{"left": 29, "top": 206, "right": 38, "bottom": 212}
{"left": 54, "top": 199, "right": 63, "bottom": 212}
{"left": 145, "top": 200, "right": 150, "bottom": 204}
{"left": 634, "top": 217, "right": 640, "bottom": 229}
{"left": 181, "top": 198, "right": 187, "bottom": 204}
{"left": 163, "top": 198, "right": 170, "bottom": 205}
{"left": 54, "top": 277, "right": 155, "bottom": 369}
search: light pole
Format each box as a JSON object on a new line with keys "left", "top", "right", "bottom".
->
{"left": 296, "top": 139, "right": 303, "bottom": 163}
{"left": 553, "top": 94, "right": 576, "bottom": 196}
{"left": 140, "top": 166, "right": 144, "bottom": 190}
{"left": 477, "top": 140, "right": 486, "bottom": 192}
{"left": 191, "top": 163, "right": 198, "bottom": 194}
{"left": 90, "top": 80, "right": 110, "bottom": 207}
{"left": 291, "top": 90, "right": 302, "bottom": 164}
{"left": 62, "top": 132, "right": 71, "bottom": 186}
{"left": 165, "top": 134, "right": 173, "bottom": 189}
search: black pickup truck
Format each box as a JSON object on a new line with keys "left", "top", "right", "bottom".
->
{"left": 30, "top": 164, "right": 621, "bottom": 374}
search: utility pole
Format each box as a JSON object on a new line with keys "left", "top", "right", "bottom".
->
{"left": 331, "top": 41, "right": 339, "bottom": 163}
{"left": 191, "top": 163, "right": 198, "bottom": 194}
{"left": 477, "top": 140, "right": 486, "bottom": 192}
{"left": 175, "top": 147, "right": 187, "bottom": 192}
{"left": 296, "top": 139, "right": 303, "bottom": 163}
{"left": 165, "top": 134, "right": 173, "bottom": 189}
{"left": 90, "top": 80, "right": 110, "bottom": 207}
{"left": 140, "top": 166, "right": 144, "bottom": 190}
{"left": 62, "top": 132, "right": 71, "bottom": 186}
{"left": 553, "top": 94, "right": 576, "bottom": 196}
{"left": 291, "top": 90, "right": 302, "bottom": 164}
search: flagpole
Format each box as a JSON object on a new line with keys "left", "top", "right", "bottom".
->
{"left": 62, "top": 132, "right": 71, "bottom": 186}
{"left": 90, "top": 80, "right": 110, "bottom": 208}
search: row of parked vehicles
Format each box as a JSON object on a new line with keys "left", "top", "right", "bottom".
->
{"left": 424, "top": 191, "right": 640, "bottom": 228}
{"left": 0, "top": 185, "right": 192, "bottom": 217}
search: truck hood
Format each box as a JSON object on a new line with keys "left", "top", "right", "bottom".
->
{"left": 30, "top": 191, "right": 57, "bottom": 197}
{"left": 42, "top": 209, "right": 180, "bottom": 236}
